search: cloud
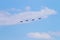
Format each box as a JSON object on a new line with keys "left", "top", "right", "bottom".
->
{"left": 48, "top": 32, "right": 60, "bottom": 36}
{"left": 27, "top": 32, "right": 52, "bottom": 40}
{"left": 0, "top": 7, "right": 57, "bottom": 25}
{"left": 27, "top": 32, "right": 60, "bottom": 40}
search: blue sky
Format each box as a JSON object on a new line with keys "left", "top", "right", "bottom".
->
{"left": 0, "top": 0, "right": 60, "bottom": 40}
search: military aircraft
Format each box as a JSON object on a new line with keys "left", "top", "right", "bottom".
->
{"left": 25, "top": 20, "right": 28, "bottom": 21}
{"left": 20, "top": 17, "right": 41, "bottom": 23}
{"left": 38, "top": 18, "right": 41, "bottom": 19}
{"left": 20, "top": 21, "right": 23, "bottom": 22}
{"left": 31, "top": 19, "right": 35, "bottom": 21}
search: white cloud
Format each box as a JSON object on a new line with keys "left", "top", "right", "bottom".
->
{"left": 27, "top": 32, "right": 60, "bottom": 40}
{"left": 48, "top": 32, "right": 60, "bottom": 36}
{"left": 27, "top": 32, "right": 52, "bottom": 40}
{"left": 0, "top": 7, "right": 56, "bottom": 25}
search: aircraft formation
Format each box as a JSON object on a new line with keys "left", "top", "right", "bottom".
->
{"left": 20, "top": 17, "right": 41, "bottom": 23}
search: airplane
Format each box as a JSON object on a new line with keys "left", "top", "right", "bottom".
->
{"left": 20, "top": 21, "right": 23, "bottom": 22}
{"left": 20, "top": 17, "right": 41, "bottom": 23}
{"left": 31, "top": 19, "right": 35, "bottom": 21}
{"left": 38, "top": 18, "right": 41, "bottom": 19}
{"left": 25, "top": 20, "right": 28, "bottom": 21}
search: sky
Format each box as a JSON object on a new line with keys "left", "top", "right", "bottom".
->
{"left": 0, "top": 0, "right": 60, "bottom": 40}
